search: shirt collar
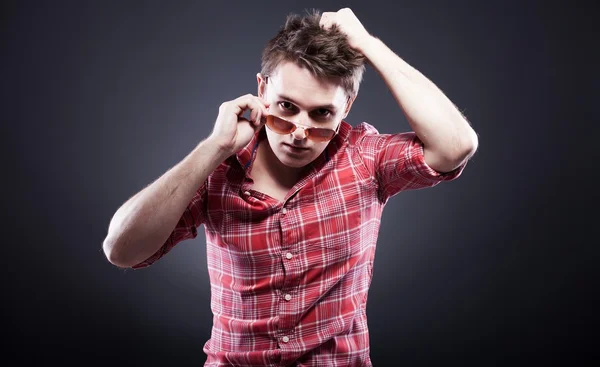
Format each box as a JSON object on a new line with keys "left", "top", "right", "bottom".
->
{"left": 235, "top": 126, "right": 265, "bottom": 171}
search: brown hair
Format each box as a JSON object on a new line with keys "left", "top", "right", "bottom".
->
{"left": 261, "top": 9, "right": 366, "bottom": 98}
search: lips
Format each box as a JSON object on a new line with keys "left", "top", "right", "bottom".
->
{"left": 283, "top": 143, "right": 309, "bottom": 150}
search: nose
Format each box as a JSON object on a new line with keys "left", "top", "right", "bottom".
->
{"left": 291, "top": 125, "right": 308, "bottom": 140}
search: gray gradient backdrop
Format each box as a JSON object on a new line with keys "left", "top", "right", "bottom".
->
{"left": 4, "top": 0, "right": 598, "bottom": 366}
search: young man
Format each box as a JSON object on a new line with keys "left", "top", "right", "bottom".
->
{"left": 103, "top": 8, "right": 478, "bottom": 366}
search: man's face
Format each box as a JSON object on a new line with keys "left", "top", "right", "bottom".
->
{"left": 258, "top": 61, "right": 352, "bottom": 168}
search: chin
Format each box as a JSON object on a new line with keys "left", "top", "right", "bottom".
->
{"left": 266, "top": 133, "right": 322, "bottom": 168}
{"left": 275, "top": 151, "right": 313, "bottom": 168}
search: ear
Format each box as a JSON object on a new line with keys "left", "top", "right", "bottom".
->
{"left": 342, "top": 95, "right": 356, "bottom": 119}
{"left": 257, "top": 73, "right": 267, "bottom": 99}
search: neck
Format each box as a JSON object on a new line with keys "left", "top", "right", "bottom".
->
{"left": 254, "top": 140, "right": 305, "bottom": 188}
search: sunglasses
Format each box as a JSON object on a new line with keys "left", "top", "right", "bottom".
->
{"left": 265, "top": 114, "right": 340, "bottom": 143}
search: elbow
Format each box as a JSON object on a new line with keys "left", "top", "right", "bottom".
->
{"left": 450, "top": 126, "right": 478, "bottom": 162}
{"left": 461, "top": 128, "right": 479, "bottom": 160}
{"left": 427, "top": 128, "right": 478, "bottom": 173}
{"left": 448, "top": 130, "right": 478, "bottom": 169}
{"left": 102, "top": 236, "right": 133, "bottom": 268}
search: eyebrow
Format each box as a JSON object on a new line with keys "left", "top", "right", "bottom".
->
{"left": 277, "top": 94, "right": 338, "bottom": 112}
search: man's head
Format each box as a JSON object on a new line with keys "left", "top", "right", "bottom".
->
{"left": 257, "top": 9, "right": 366, "bottom": 169}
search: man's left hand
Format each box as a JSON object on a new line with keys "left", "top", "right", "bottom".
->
{"left": 320, "top": 8, "right": 372, "bottom": 51}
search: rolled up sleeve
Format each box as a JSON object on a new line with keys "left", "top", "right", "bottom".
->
{"left": 357, "top": 126, "right": 467, "bottom": 201}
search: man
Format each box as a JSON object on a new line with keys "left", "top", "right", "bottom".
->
{"left": 103, "top": 8, "right": 478, "bottom": 366}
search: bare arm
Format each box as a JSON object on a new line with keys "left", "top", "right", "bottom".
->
{"left": 321, "top": 9, "right": 478, "bottom": 173}
{"left": 358, "top": 36, "right": 478, "bottom": 173}
{"left": 102, "top": 138, "right": 229, "bottom": 268}
{"left": 102, "top": 94, "right": 269, "bottom": 268}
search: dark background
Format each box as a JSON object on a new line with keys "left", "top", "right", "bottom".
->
{"left": 4, "top": 0, "right": 598, "bottom": 365}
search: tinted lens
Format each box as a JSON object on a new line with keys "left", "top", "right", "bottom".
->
{"left": 266, "top": 115, "right": 295, "bottom": 134}
{"left": 306, "top": 128, "right": 336, "bottom": 142}
{"left": 265, "top": 115, "right": 337, "bottom": 142}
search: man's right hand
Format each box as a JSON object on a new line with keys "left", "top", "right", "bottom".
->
{"left": 209, "top": 94, "right": 270, "bottom": 155}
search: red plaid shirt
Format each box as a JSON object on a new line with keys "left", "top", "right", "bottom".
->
{"left": 132, "top": 121, "right": 466, "bottom": 366}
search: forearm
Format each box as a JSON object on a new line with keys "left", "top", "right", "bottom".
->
{"left": 359, "top": 36, "right": 478, "bottom": 172}
{"left": 103, "top": 137, "right": 230, "bottom": 267}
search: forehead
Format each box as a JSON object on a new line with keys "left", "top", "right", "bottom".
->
{"left": 268, "top": 61, "right": 347, "bottom": 109}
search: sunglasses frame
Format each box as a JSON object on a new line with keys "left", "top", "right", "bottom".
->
{"left": 265, "top": 113, "right": 341, "bottom": 143}
{"left": 261, "top": 75, "right": 347, "bottom": 142}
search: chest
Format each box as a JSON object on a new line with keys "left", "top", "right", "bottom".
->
{"left": 249, "top": 175, "right": 291, "bottom": 202}
{"left": 205, "top": 154, "right": 381, "bottom": 255}
{"left": 205, "top": 165, "right": 378, "bottom": 275}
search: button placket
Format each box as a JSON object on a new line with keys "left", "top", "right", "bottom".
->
{"left": 278, "top": 200, "right": 297, "bottom": 343}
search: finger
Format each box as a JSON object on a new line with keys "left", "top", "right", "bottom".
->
{"left": 234, "top": 98, "right": 268, "bottom": 128}
{"left": 232, "top": 94, "right": 256, "bottom": 114}
{"left": 255, "top": 110, "right": 263, "bottom": 127}
{"left": 255, "top": 97, "right": 270, "bottom": 124}
{"left": 232, "top": 95, "right": 266, "bottom": 117}
{"left": 253, "top": 98, "right": 270, "bottom": 123}
{"left": 244, "top": 95, "right": 270, "bottom": 110}
{"left": 257, "top": 102, "right": 271, "bottom": 126}
{"left": 258, "top": 95, "right": 269, "bottom": 105}
{"left": 320, "top": 12, "right": 334, "bottom": 28}
{"left": 250, "top": 108, "right": 261, "bottom": 126}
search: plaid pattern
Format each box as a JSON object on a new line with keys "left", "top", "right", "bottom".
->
{"left": 133, "top": 121, "right": 466, "bottom": 366}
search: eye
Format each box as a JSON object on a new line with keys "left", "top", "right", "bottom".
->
{"left": 315, "top": 108, "right": 332, "bottom": 117}
{"left": 279, "top": 101, "right": 295, "bottom": 110}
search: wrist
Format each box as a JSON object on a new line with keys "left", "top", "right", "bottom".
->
{"left": 355, "top": 34, "right": 380, "bottom": 56}
{"left": 196, "top": 136, "right": 235, "bottom": 162}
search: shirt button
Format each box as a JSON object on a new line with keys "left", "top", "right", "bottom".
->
{"left": 285, "top": 252, "right": 293, "bottom": 259}
{"left": 281, "top": 207, "right": 287, "bottom": 215}
{"left": 282, "top": 336, "right": 290, "bottom": 343}
{"left": 284, "top": 293, "right": 292, "bottom": 301}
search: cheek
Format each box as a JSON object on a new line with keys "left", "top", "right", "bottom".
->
{"left": 266, "top": 130, "right": 281, "bottom": 147}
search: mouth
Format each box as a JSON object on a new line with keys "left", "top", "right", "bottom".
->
{"left": 282, "top": 143, "right": 309, "bottom": 152}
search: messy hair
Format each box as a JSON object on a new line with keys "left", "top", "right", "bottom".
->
{"left": 260, "top": 9, "right": 366, "bottom": 97}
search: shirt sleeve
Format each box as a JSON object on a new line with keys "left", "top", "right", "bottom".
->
{"left": 356, "top": 127, "right": 467, "bottom": 201}
{"left": 130, "top": 181, "right": 208, "bottom": 269}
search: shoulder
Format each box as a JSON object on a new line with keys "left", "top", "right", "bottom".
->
{"left": 345, "top": 122, "right": 380, "bottom": 145}
{"left": 345, "top": 122, "right": 416, "bottom": 150}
